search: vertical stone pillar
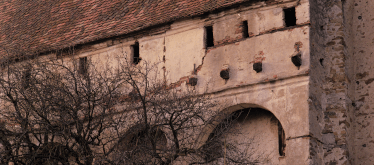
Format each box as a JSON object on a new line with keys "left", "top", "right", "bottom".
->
{"left": 309, "top": 0, "right": 353, "bottom": 164}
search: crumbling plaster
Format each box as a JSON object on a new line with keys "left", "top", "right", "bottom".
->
{"left": 10, "top": 0, "right": 374, "bottom": 164}
{"left": 347, "top": 0, "right": 374, "bottom": 164}
{"left": 308, "top": 0, "right": 362, "bottom": 164}
{"left": 11, "top": 0, "right": 374, "bottom": 164}
{"left": 208, "top": 77, "right": 310, "bottom": 165}
{"left": 53, "top": 0, "right": 316, "bottom": 164}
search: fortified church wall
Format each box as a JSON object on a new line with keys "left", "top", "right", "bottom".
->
{"left": 64, "top": 0, "right": 311, "bottom": 164}
{"left": 4, "top": 0, "right": 374, "bottom": 164}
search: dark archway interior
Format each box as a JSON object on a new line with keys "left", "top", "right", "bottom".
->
{"left": 119, "top": 126, "right": 167, "bottom": 151}
{"left": 204, "top": 108, "right": 286, "bottom": 163}
{"left": 115, "top": 125, "right": 168, "bottom": 164}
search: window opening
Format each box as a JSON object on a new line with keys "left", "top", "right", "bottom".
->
{"left": 242, "top": 21, "right": 249, "bottom": 38}
{"left": 132, "top": 42, "right": 140, "bottom": 65}
{"left": 205, "top": 26, "right": 214, "bottom": 48}
{"left": 22, "top": 69, "right": 31, "bottom": 89}
{"left": 284, "top": 7, "right": 296, "bottom": 27}
{"left": 79, "top": 57, "right": 88, "bottom": 75}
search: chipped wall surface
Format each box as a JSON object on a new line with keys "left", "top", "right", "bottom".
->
{"left": 197, "top": 26, "right": 309, "bottom": 93}
{"left": 307, "top": 0, "right": 374, "bottom": 164}
{"left": 309, "top": 0, "right": 350, "bottom": 164}
{"left": 349, "top": 0, "right": 374, "bottom": 164}
{"left": 308, "top": 0, "right": 374, "bottom": 164}
{"left": 42, "top": 0, "right": 317, "bottom": 164}
{"left": 165, "top": 27, "right": 205, "bottom": 83}
{"left": 208, "top": 77, "right": 310, "bottom": 165}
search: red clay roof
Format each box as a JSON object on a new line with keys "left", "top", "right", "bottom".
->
{"left": 0, "top": 0, "right": 252, "bottom": 58}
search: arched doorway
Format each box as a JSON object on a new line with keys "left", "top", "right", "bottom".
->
{"left": 203, "top": 108, "right": 285, "bottom": 164}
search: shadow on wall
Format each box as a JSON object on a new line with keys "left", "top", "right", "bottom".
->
{"left": 203, "top": 108, "right": 285, "bottom": 164}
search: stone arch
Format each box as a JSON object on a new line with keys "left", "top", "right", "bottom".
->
{"left": 197, "top": 104, "right": 286, "bottom": 164}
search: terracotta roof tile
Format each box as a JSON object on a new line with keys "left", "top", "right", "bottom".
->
{"left": 0, "top": 0, "right": 252, "bottom": 58}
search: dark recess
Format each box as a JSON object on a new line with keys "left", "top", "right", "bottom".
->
{"left": 22, "top": 69, "right": 31, "bottom": 89}
{"left": 291, "top": 54, "right": 302, "bottom": 69}
{"left": 79, "top": 57, "right": 88, "bottom": 74}
{"left": 284, "top": 7, "right": 296, "bottom": 27}
{"left": 278, "top": 121, "right": 286, "bottom": 156}
{"left": 242, "top": 21, "right": 249, "bottom": 38}
{"left": 205, "top": 26, "right": 214, "bottom": 48}
{"left": 253, "top": 62, "right": 262, "bottom": 73}
{"left": 220, "top": 69, "right": 230, "bottom": 80}
{"left": 319, "top": 58, "right": 324, "bottom": 67}
{"left": 188, "top": 77, "right": 198, "bottom": 86}
{"left": 132, "top": 42, "right": 140, "bottom": 64}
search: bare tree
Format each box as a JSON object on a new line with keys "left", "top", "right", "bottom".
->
{"left": 0, "top": 55, "right": 128, "bottom": 164}
{"left": 0, "top": 54, "right": 268, "bottom": 165}
{"left": 104, "top": 59, "right": 271, "bottom": 165}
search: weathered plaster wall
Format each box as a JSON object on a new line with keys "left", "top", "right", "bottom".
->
{"left": 11, "top": 0, "right": 374, "bottom": 164}
{"left": 209, "top": 76, "right": 310, "bottom": 165}
{"left": 164, "top": 26, "right": 205, "bottom": 83}
{"left": 197, "top": 26, "right": 309, "bottom": 93}
{"left": 55, "top": 0, "right": 313, "bottom": 164}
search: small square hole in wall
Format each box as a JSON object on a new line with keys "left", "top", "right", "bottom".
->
{"left": 205, "top": 26, "right": 214, "bottom": 48}
{"left": 284, "top": 7, "right": 296, "bottom": 27}
{"left": 131, "top": 42, "right": 140, "bottom": 65}
{"left": 242, "top": 21, "right": 249, "bottom": 38}
{"left": 79, "top": 57, "right": 88, "bottom": 75}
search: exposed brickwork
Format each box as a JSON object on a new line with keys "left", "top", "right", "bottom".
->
{"left": 214, "top": 35, "right": 243, "bottom": 46}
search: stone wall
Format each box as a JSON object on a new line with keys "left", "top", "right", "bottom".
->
{"left": 348, "top": 0, "right": 374, "bottom": 164}
{"left": 309, "top": 0, "right": 351, "bottom": 164}
{"left": 0, "top": 0, "right": 329, "bottom": 164}
{"left": 309, "top": 0, "right": 374, "bottom": 164}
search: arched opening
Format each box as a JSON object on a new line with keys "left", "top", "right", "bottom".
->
{"left": 202, "top": 108, "right": 285, "bottom": 164}
{"left": 115, "top": 125, "right": 167, "bottom": 164}
{"left": 125, "top": 127, "right": 167, "bottom": 151}
{"left": 30, "top": 142, "right": 71, "bottom": 165}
